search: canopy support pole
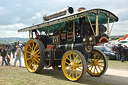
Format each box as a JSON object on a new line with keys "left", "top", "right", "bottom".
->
{"left": 87, "top": 15, "right": 96, "bottom": 36}
{"left": 96, "top": 15, "right": 99, "bottom": 36}
{"left": 107, "top": 17, "right": 110, "bottom": 38}
{"left": 48, "top": 27, "right": 49, "bottom": 37}
{"left": 73, "top": 21, "right": 75, "bottom": 42}
{"left": 110, "top": 22, "right": 115, "bottom": 36}
{"left": 29, "top": 31, "right": 30, "bottom": 39}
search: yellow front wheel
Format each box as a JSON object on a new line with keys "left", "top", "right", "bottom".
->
{"left": 24, "top": 39, "right": 45, "bottom": 73}
{"left": 62, "top": 50, "right": 87, "bottom": 81}
{"left": 87, "top": 49, "right": 108, "bottom": 77}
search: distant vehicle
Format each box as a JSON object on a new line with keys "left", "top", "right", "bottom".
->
{"left": 94, "top": 46, "right": 116, "bottom": 60}
{"left": 119, "top": 40, "right": 128, "bottom": 47}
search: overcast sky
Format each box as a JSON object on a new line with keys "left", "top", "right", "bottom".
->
{"left": 0, "top": 0, "right": 128, "bottom": 38}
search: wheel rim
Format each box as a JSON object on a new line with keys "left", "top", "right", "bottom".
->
{"left": 62, "top": 51, "right": 84, "bottom": 81}
{"left": 24, "top": 40, "right": 40, "bottom": 72}
{"left": 87, "top": 50, "right": 106, "bottom": 76}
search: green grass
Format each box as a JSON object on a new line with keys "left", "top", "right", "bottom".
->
{"left": 108, "top": 60, "right": 128, "bottom": 69}
{"left": 0, "top": 66, "right": 112, "bottom": 85}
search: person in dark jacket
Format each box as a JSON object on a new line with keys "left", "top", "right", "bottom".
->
{"left": 124, "top": 45, "right": 128, "bottom": 61}
{"left": 8, "top": 48, "right": 12, "bottom": 58}
{"left": 12, "top": 45, "right": 16, "bottom": 58}
{"left": 121, "top": 45, "right": 127, "bottom": 62}
{"left": 1, "top": 46, "right": 8, "bottom": 66}
{"left": 115, "top": 44, "right": 123, "bottom": 60}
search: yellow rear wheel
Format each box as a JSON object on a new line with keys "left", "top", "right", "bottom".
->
{"left": 24, "top": 39, "right": 45, "bottom": 73}
{"left": 62, "top": 50, "right": 86, "bottom": 81}
{"left": 87, "top": 49, "right": 108, "bottom": 76}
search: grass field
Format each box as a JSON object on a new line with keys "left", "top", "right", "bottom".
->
{"left": 0, "top": 66, "right": 112, "bottom": 85}
{"left": 108, "top": 60, "right": 128, "bottom": 69}
{"left": 0, "top": 60, "right": 127, "bottom": 85}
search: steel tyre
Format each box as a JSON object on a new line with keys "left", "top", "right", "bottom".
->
{"left": 62, "top": 50, "right": 87, "bottom": 81}
{"left": 87, "top": 49, "right": 108, "bottom": 77}
{"left": 24, "top": 39, "right": 45, "bottom": 73}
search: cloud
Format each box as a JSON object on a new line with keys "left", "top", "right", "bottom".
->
{"left": 0, "top": 23, "right": 29, "bottom": 38}
{"left": 111, "top": 20, "right": 128, "bottom": 36}
{"left": 0, "top": 23, "right": 27, "bottom": 31}
{"left": 0, "top": 0, "right": 127, "bottom": 38}
{"left": 15, "top": 4, "right": 22, "bottom": 7}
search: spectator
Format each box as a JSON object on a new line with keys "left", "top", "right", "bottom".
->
{"left": 6, "top": 55, "right": 10, "bottom": 65}
{"left": 1, "top": 45, "right": 8, "bottom": 66}
{"left": 112, "top": 44, "right": 116, "bottom": 51}
{"left": 22, "top": 46, "right": 25, "bottom": 54}
{"left": 14, "top": 45, "right": 22, "bottom": 67}
{"left": 8, "top": 48, "right": 12, "bottom": 58}
{"left": 12, "top": 45, "right": 16, "bottom": 58}
{"left": 115, "top": 44, "right": 123, "bottom": 60}
{"left": 121, "top": 45, "right": 127, "bottom": 62}
{"left": 124, "top": 45, "right": 128, "bottom": 61}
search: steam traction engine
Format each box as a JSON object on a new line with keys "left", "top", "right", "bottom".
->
{"left": 18, "top": 7, "right": 118, "bottom": 81}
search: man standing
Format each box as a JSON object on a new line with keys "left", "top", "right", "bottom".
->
{"left": 14, "top": 45, "right": 22, "bottom": 67}
{"left": 1, "top": 45, "right": 8, "bottom": 66}
{"left": 115, "top": 44, "right": 123, "bottom": 60}
{"left": 121, "top": 45, "right": 127, "bottom": 62}
{"left": 12, "top": 45, "right": 16, "bottom": 58}
{"left": 124, "top": 45, "right": 128, "bottom": 61}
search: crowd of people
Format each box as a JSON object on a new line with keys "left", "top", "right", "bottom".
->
{"left": 112, "top": 44, "right": 128, "bottom": 62}
{"left": 0, "top": 44, "right": 25, "bottom": 66}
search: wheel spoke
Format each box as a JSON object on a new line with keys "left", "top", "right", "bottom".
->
{"left": 94, "top": 66, "right": 96, "bottom": 73}
{"left": 98, "top": 62, "right": 104, "bottom": 63}
{"left": 76, "top": 58, "right": 82, "bottom": 64}
{"left": 26, "top": 51, "right": 31, "bottom": 54}
{"left": 28, "top": 44, "right": 32, "bottom": 49}
{"left": 74, "top": 55, "right": 78, "bottom": 62}
{"left": 95, "top": 66, "right": 98, "bottom": 73}
{"left": 69, "top": 54, "right": 72, "bottom": 63}
{"left": 98, "top": 57, "right": 103, "bottom": 61}
{"left": 32, "top": 42, "right": 35, "bottom": 51}
{"left": 29, "top": 61, "right": 33, "bottom": 67}
{"left": 34, "top": 44, "right": 38, "bottom": 51}
{"left": 66, "top": 57, "right": 71, "bottom": 63}
{"left": 96, "top": 55, "right": 100, "bottom": 61}
{"left": 66, "top": 67, "right": 71, "bottom": 73}
{"left": 76, "top": 64, "right": 82, "bottom": 67}
{"left": 35, "top": 59, "right": 39, "bottom": 64}
{"left": 77, "top": 67, "right": 82, "bottom": 70}
{"left": 98, "top": 64, "right": 104, "bottom": 68}
{"left": 69, "top": 70, "right": 72, "bottom": 77}
{"left": 75, "top": 69, "right": 81, "bottom": 75}
{"left": 27, "top": 58, "right": 31, "bottom": 61}
{"left": 75, "top": 69, "right": 77, "bottom": 78}
{"left": 98, "top": 65, "right": 102, "bottom": 71}
{"left": 90, "top": 65, "right": 93, "bottom": 71}
{"left": 65, "top": 61, "right": 70, "bottom": 65}
{"left": 87, "top": 65, "right": 92, "bottom": 68}
{"left": 35, "top": 55, "right": 40, "bottom": 58}
{"left": 34, "top": 49, "right": 40, "bottom": 54}
{"left": 71, "top": 70, "right": 74, "bottom": 78}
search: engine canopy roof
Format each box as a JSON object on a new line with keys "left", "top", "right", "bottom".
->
{"left": 18, "top": 8, "right": 118, "bottom": 33}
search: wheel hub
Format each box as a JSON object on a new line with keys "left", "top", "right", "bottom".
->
{"left": 93, "top": 61, "right": 98, "bottom": 66}
{"left": 70, "top": 62, "right": 77, "bottom": 69}
{"left": 30, "top": 52, "right": 35, "bottom": 60}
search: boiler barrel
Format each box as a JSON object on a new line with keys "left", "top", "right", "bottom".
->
{"left": 43, "top": 7, "right": 74, "bottom": 21}
{"left": 59, "top": 43, "right": 83, "bottom": 52}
